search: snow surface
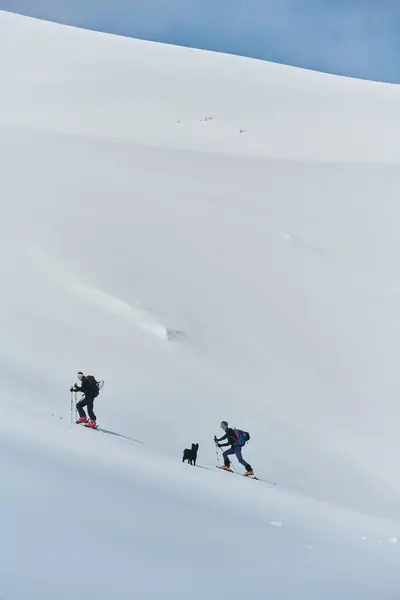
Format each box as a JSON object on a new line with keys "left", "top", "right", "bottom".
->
{"left": 1, "top": 9, "right": 400, "bottom": 599}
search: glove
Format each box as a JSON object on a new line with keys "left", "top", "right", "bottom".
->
{"left": 70, "top": 387, "right": 74, "bottom": 393}
{"left": 214, "top": 435, "right": 218, "bottom": 442}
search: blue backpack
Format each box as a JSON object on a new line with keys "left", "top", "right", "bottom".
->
{"left": 234, "top": 428, "right": 250, "bottom": 447}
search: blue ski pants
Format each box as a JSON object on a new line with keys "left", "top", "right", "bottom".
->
{"left": 223, "top": 445, "right": 252, "bottom": 471}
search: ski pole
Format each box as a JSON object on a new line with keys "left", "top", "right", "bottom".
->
{"left": 230, "top": 461, "right": 239, "bottom": 474}
{"left": 215, "top": 441, "right": 220, "bottom": 467}
{"left": 215, "top": 441, "right": 233, "bottom": 470}
{"left": 70, "top": 390, "right": 79, "bottom": 423}
{"left": 215, "top": 441, "right": 239, "bottom": 473}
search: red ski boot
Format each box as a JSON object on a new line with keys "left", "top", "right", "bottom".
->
{"left": 84, "top": 420, "right": 97, "bottom": 429}
{"left": 76, "top": 416, "right": 88, "bottom": 424}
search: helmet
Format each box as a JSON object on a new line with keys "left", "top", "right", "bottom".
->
{"left": 220, "top": 421, "right": 228, "bottom": 428}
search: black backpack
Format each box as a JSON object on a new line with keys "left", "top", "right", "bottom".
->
{"left": 86, "top": 375, "right": 100, "bottom": 397}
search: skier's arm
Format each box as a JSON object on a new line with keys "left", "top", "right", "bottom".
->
{"left": 215, "top": 433, "right": 228, "bottom": 447}
{"left": 70, "top": 384, "right": 82, "bottom": 392}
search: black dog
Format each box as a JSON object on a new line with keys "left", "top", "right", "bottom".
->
{"left": 182, "top": 443, "right": 199, "bottom": 466}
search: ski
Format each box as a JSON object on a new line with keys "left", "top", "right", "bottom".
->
{"left": 252, "top": 476, "right": 276, "bottom": 485}
{"left": 216, "top": 466, "right": 255, "bottom": 478}
{"left": 216, "top": 467, "right": 275, "bottom": 485}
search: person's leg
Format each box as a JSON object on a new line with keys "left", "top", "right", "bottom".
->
{"left": 86, "top": 396, "right": 96, "bottom": 421}
{"left": 234, "top": 447, "right": 252, "bottom": 471}
{"left": 76, "top": 398, "right": 87, "bottom": 419}
{"left": 223, "top": 447, "right": 235, "bottom": 467}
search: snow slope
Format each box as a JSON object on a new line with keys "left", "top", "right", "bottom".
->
{"left": 1, "top": 9, "right": 400, "bottom": 599}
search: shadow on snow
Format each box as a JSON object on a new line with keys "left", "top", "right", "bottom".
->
{"left": 96, "top": 427, "right": 144, "bottom": 444}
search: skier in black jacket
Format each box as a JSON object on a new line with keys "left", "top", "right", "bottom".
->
{"left": 71, "top": 372, "right": 99, "bottom": 428}
{"left": 215, "top": 421, "right": 254, "bottom": 476}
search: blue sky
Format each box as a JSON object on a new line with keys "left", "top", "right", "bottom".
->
{"left": 2, "top": 0, "right": 399, "bottom": 82}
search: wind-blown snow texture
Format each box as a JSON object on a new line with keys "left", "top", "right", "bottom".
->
{"left": 1, "top": 9, "right": 400, "bottom": 600}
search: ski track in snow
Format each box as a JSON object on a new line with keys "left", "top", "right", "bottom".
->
{"left": 25, "top": 246, "right": 182, "bottom": 340}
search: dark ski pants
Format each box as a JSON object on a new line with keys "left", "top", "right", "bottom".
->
{"left": 223, "top": 446, "right": 252, "bottom": 471}
{"left": 76, "top": 394, "right": 96, "bottom": 421}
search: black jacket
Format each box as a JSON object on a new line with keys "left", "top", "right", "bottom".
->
{"left": 73, "top": 376, "right": 97, "bottom": 398}
{"left": 216, "top": 428, "right": 239, "bottom": 448}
